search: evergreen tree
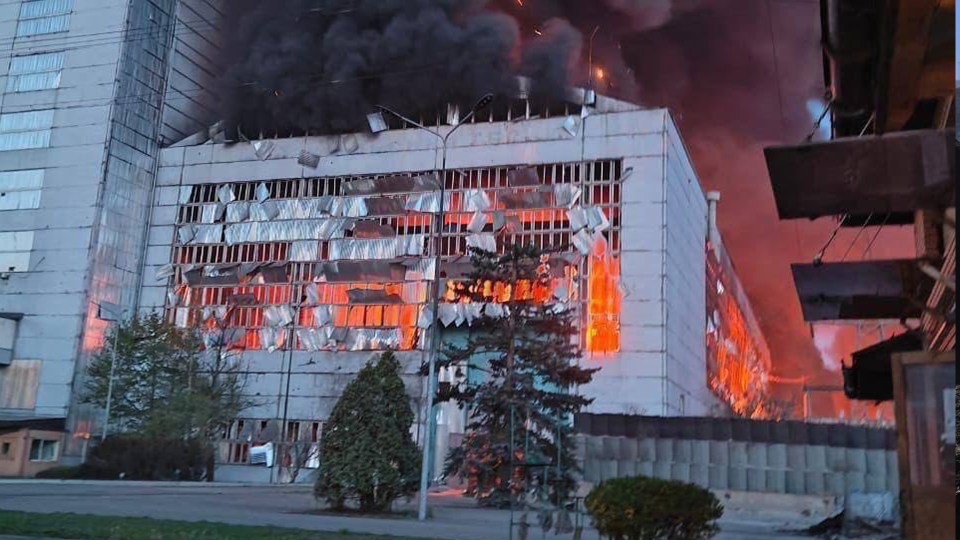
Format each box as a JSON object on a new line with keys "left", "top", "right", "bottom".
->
{"left": 436, "top": 244, "right": 599, "bottom": 508}
{"left": 315, "top": 351, "right": 421, "bottom": 512}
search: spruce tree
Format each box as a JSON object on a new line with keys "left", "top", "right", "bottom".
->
{"left": 315, "top": 351, "right": 420, "bottom": 512}
{"left": 436, "top": 243, "right": 599, "bottom": 507}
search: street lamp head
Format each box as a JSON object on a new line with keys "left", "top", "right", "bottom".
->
{"left": 472, "top": 93, "right": 495, "bottom": 113}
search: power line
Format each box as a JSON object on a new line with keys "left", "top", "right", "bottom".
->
{"left": 764, "top": 0, "right": 789, "bottom": 134}
{"left": 0, "top": 56, "right": 478, "bottom": 116}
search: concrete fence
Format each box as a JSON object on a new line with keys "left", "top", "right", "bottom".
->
{"left": 575, "top": 414, "right": 898, "bottom": 497}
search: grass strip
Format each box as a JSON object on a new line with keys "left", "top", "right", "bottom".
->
{"left": 0, "top": 509, "right": 435, "bottom": 540}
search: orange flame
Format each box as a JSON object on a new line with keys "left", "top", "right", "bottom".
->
{"left": 586, "top": 242, "right": 620, "bottom": 353}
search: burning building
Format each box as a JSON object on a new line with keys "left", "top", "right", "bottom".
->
{"left": 143, "top": 87, "right": 778, "bottom": 480}
{"left": 0, "top": 0, "right": 773, "bottom": 479}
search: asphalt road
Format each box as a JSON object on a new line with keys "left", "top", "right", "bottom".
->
{"left": 0, "top": 481, "right": 822, "bottom": 540}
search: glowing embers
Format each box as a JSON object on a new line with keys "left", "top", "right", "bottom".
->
{"left": 586, "top": 240, "right": 621, "bottom": 353}
{"left": 444, "top": 277, "right": 555, "bottom": 305}
{"left": 705, "top": 255, "right": 770, "bottom": 418}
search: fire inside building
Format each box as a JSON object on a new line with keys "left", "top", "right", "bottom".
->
{"left": 0, "top": 0, "right": 772, "bottom": 481}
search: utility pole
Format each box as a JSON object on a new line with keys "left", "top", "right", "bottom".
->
{"left": 373, "top": 93, "right": 494, "bottom": 521}
{"left": 97, "top": 302, "right": 126, "bottom": 441}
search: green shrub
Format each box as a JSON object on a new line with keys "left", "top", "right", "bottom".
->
{"left": 584, "top": 476, "right": 723, "bottom": 540}
{"left": 314, "top": 351, "right": 421, "bottom": 512}
{"left": 34, "top": 466, "right": 83, "bottom": 479}
{"left": 83, "top": 436, "right": 209, "bottom": 481}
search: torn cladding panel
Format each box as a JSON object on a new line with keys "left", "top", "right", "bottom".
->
{"left": 290, "top": 240, "right": 319, "bottom": 262}
{"left": 249, "top": 201, "right": 280, "bottom": 221}
{"left": 189, "top": 224, "right": 224, "bottom": 244}
{"left": 553, "top": 184, "right": 581, "bottom": 208}
{"left": 466, "top": 234, "right": 497, "bottom": 253}
{"left": 298, "top": 150, "right": 321, "bottom": 169}
{"left": 217, "top": 185, "right": 236, "bottom": 205}
{"left": 200, "top": 203, "right": 226, "bottom": 223}
{"left": 167, "top": 158, "right": 623, "bottom": 354}
{"left": 406, "top": 192, "right": 451, "bottom": 213}
{"left": 252, "top": 140, "right": 275, "bottom": 160}
{"left": 464, "top": 189, "right": 491, "bottom": 212}
{"left": 256, "top": 183, "right": 271, "bottom": 203}
{"left": 318, "top": 261, "right": 409, "bottom": 282}
{"left": 226, "top": 201, "right": 250, "bottom": 222}
{"left": 467, "top": 211, "right": 487, "bottom": 233}
{"left": 259, "top": 327, "right": 287, "bottom": 352}
{"left": 263, "top": 305, "right": 294, "bottom": 327}
{"left": 342, "top": 174, "right": 440, "bottom": 196}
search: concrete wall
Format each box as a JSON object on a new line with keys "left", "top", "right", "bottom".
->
{"left": 663, "top": 115, "right": 721, "bottom": 417}
{"left": 0, "top": 0, "right": 129, "bottom": 419}
{"left": 577, "top": 414, "right": 899, "bottom": 497}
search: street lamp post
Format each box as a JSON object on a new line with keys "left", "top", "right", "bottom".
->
{"left": 96, "top": 302, "right": 126, "bottom": 441}
{"left": 373, "top": 94, "right": 494, "bottom": 521}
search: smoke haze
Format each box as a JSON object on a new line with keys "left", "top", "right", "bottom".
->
{"left": 217, "top": 0, "right": 593, "bottom": 135}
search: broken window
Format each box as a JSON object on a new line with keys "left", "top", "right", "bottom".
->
{"left": 167, "top": 160, "right": 622, "bottom": 352}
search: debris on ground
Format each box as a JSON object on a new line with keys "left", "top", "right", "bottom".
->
{"left": 796, "top": 511, "right": 900, "bottom": 539}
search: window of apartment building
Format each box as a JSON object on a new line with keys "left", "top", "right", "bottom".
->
{"left": 0, "top": 231, "right": 34, "bottom": 272}
{"left": 7, "top": 52, "right": 64, "bottom": 93}
{"left": 1, "top": 442, "right": 10, "bottom": 457}
{"left": 28, "top": 438, "right": 58, "bottom": 462}
{"left": 16, "top": 0, "right": 73, "bottom": 37}
{"left": 0, "top": 110, "right": 54, "bottom": 151}
{"left": 0, "top": 170, "right": 43, "bottom": 211}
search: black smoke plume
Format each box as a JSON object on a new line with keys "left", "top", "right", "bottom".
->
{"left": 218, "top": 0, "right": 583, "bottom": 135}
